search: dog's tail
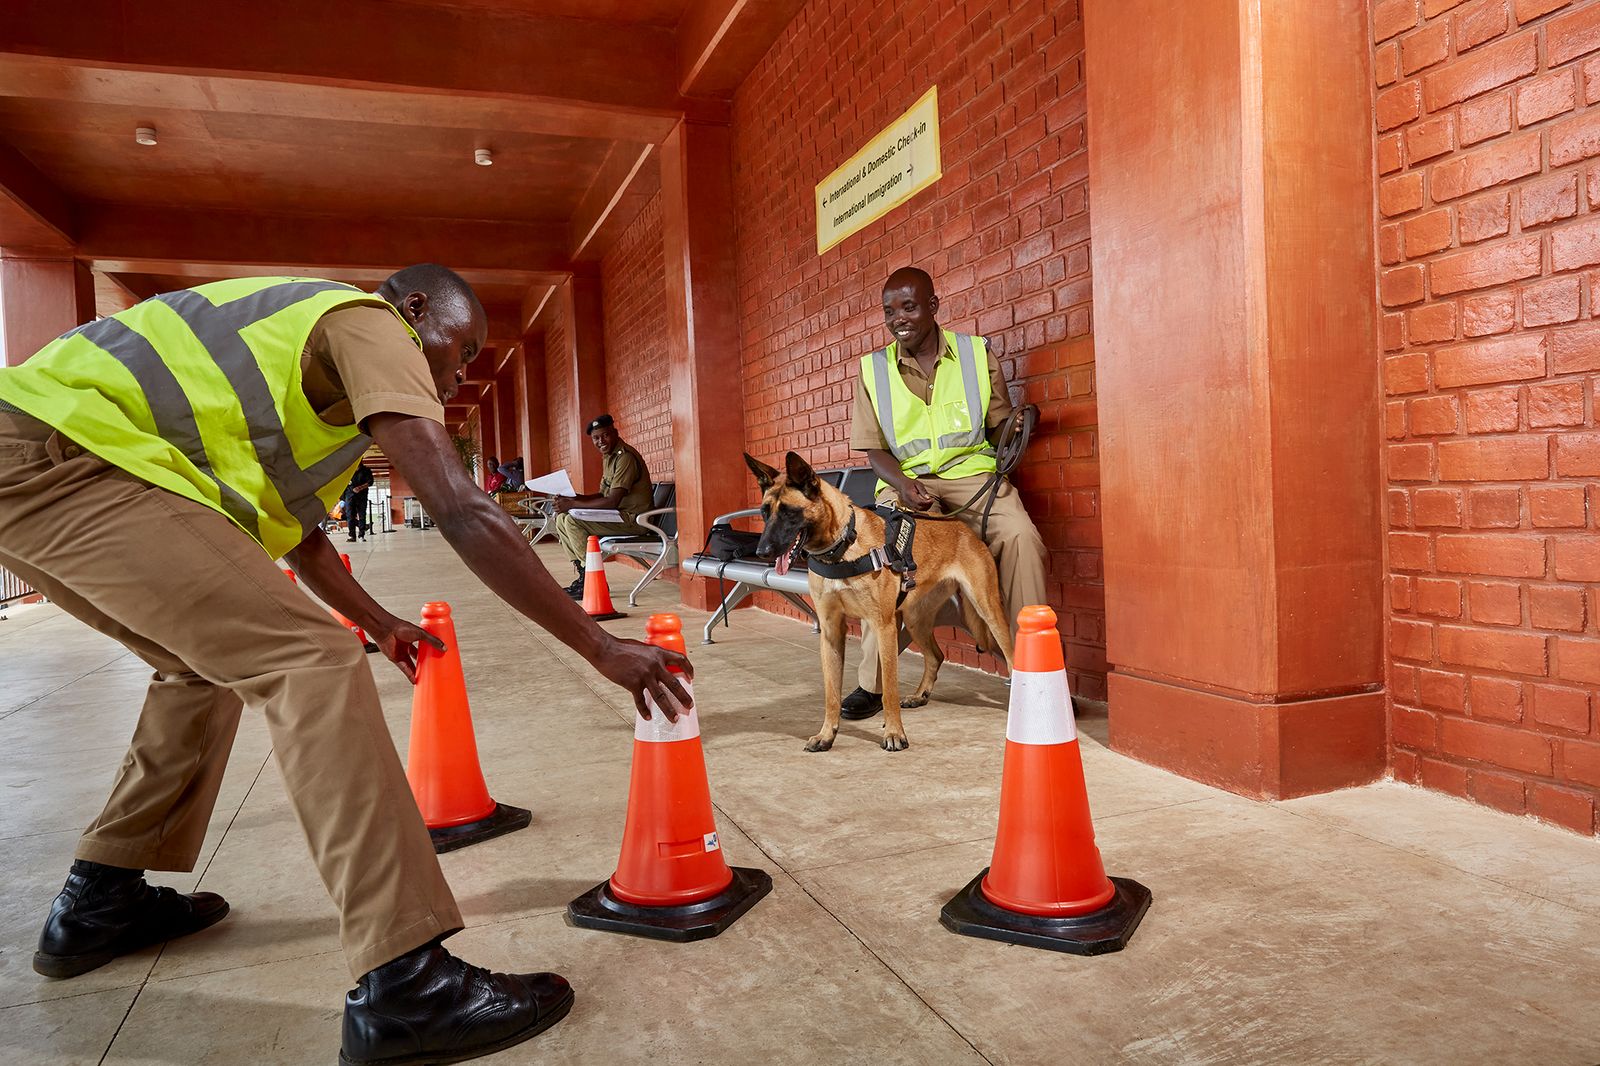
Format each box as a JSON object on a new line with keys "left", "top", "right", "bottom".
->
{"left": 960, "top": 593, "right": 1002, "bottom": 656}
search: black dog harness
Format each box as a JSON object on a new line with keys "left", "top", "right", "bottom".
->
{"left": 800, "top": 506, "right": 918, "bottom": 605}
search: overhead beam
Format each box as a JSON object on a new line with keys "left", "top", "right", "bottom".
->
{"left": 520, "top": 283, "right": 558, "bottom": 336}
{"left": 0, "top": 1, "right": 725, "bottom": 142}
{"left": 77, "top": 204, "right": 571, "bottom": 275}
{"left": 569, "top": 143, "right": 655, "bottom": 261}
{"left": 677, "top": 0, "right": 808, "bottom": 98}
{"left": 0, "top": 137, "right": 74, "bottom": 249}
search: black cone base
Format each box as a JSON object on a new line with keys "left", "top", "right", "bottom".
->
{"left": 940, "top": 869, "right": 1150, "bottom": 955}
{"left": 567, "top": 866, "right": 772, "bottom": 942}
{"left": 427, "top": 802, "right": 532, "bottom": 854}
{"left": 586, "top": 610, "right": 627, "bottom": 621}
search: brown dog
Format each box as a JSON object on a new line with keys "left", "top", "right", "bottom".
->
{"left": 744, "top": 451, "right": 1015, "bottom": 752}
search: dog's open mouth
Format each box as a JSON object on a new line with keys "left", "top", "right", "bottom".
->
{"left": 773, "top": 530, "right": 804, "bottom": 576}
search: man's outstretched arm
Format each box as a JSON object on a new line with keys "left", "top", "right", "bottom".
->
{"left": 370, "top": 412, "right": 692, "bottom": 719}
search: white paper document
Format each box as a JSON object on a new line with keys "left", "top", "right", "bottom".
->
{"left": 569, "top": 508, "right": 624, "bottom": 522}
{"left": 522, "top": 470, "right": 576, "bottom": 496}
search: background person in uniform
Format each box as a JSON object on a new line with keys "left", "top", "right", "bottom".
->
{"left": 0, "top": 264, "right": 691, "bottom": 1065}
{"left": 841, "top": 265, "right": 1050, "bottom": 720}
{"left": 343, "top": 460, "right": 375, "bottom": 541}
{"left": 553, "top": 414, "right": 653, "bottom": 597}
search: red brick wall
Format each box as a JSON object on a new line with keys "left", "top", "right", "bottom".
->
{"left": 601, "top": 192, "right": 675, "bottom": 482}
{"left": 730, "top": 0, "right": 1105, "bottom": 697}
{"left": 1373, "top": 0, "right": 1600, "bottom": 835}
{"left": 545, "top": 315, "right": 575, "bottom": 479}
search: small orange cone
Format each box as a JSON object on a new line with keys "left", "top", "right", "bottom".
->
{"left": 568, "top": 613, "right": 770, "bottom": 941}
{"left": 580, "top": 535, "right": 626, "bottom": 621}
{"left": 405, "top": 601, "right": 531, "bottom": 853}
{"left": 334, "top": 553, "right": 379, "bottom": 653}
{"left": 940, "top": 605, "right": 1150, "bottom": 954}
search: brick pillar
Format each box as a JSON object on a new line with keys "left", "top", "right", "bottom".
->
{"left": 1085, "top": 0, "right": 1386, "bottom": 798}
{"left": 521, "top": 331, "right": 550, "bottom": 474}
{"left": 0, "top": 253, "right": 94, "bottom": 366}
{"left": 494, "top": 357, "right": 519, "bottom": 470}
{"left": 477, "top": 395, "right": 500, "bottom": 482}
{"left": 661, "top": 119, "right": 746, "bottom": 610}
{"left": 556, "top": 277, "right": 608, "bottom": 490}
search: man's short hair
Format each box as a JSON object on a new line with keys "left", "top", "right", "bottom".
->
{"left": 585, "top": 414, "right": 615, "bottom": 435}
{"left": 377, "top": 263, "right": 483, "bottom": 316}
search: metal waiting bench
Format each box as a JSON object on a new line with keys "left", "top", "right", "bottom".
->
{"left": 597, "top": 483, "right": 678, "bottom": 607}
{"left": 681, "top": 467, "right": 877, "bottom": 645}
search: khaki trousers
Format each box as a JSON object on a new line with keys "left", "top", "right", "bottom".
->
{"left": 555, "top": 511, "right": 640, "bottom": 565}
{"left": 0, "top": 411, "right": 461, "bottom": 978}
{"left": 859, "top": 473, "right": 1049, "bottom": 692}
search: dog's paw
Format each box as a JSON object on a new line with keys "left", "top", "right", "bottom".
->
{"left": 900, "top": 693, "right": 929, "bottom": 709}
{"left": 881, "top": 731, "right": 909, "bottom": 752}
{"left": 804, "top": 734, "right": 835, "bottom": 752}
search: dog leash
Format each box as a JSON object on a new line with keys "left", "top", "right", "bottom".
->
{"left": 884, "top": 403, "right": 1038, "bottom": 542}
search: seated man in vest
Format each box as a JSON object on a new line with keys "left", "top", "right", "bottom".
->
{"left": 553, "top": 414, "right": 653, "bottom": 597}
{"left": 0, "top": 265, "right": 690, "bottom": 1066}
{"left": 842, "top": 266, "right": 1050, "bottom": 719}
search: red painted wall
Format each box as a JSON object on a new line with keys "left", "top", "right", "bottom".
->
{"left": 1373, "top": 0, "right": 1600, "bottom": 834}
{"left": 729, "top": 0, "right": 1105, "bottom": 697}
{"left": 545, "top": 315, "right": 575, "bottom": 480}
{"left": 601, "top": 192, "right": 675, "bottom": 482}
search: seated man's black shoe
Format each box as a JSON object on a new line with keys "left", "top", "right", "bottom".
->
{"left": 564, "top": 563, "right": 586, "bottom": 599}
{"left": 34, "top": 860, "right": 230, "bottom": 979}
{"left": 839, "top": 686, "right": 883, "bottom": 720}
{"left": 340, "top": 942, "right": 573, "bottom": 1066}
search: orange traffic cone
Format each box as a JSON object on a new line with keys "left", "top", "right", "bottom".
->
{"left": 334, "top": 553, "right": 379, "bottom": 653}
{"left": 282, "top": 568, "right": 296, "bottom": 584}
{"left": 580, "top": 535, "right": 626, "bottom": 621}
{"left": 405, "top": 601, "right": 531, "bottom": 853}
{"left": 940, "top": 605, "right": 1150, "bottom": 954}
{"left": 568, "top": 613, "right": 770, "bottom": 941}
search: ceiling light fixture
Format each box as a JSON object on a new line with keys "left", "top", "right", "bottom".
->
{"left": 474, "top": 148, "right": 493, "bottom": 166}
{"left": 135, "top": 127, "right": 158, "bottom": 146}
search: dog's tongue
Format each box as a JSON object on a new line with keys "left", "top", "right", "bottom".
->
{"left": 775, "top": 551, "right": 791, "bottom": 576}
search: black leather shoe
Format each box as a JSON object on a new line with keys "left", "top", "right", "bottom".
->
{"left": 33, "top": 861, "right": 230, "bottom": 979}
{"left": 839, "top": 687, "right": 883, "bottom": 720}
{"left": 564, "top": 563, "right": 586, "bottom": 599}
{"left": 340, "top": 943, "right": 573, "bottom": 1066}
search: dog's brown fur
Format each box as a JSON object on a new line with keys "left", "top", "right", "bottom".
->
{"left": 745, "top": 451, "right": 1015, "bottom": 752}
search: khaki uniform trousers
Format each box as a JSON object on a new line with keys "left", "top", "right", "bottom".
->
{"left": 859, "top": 472, "right": 1049, "bottom": 692}
{"left": 0, "top": 411, "right": 461, "bottom": 979}
{"left": 555, "top": 511, "right": 641, "bottom": 566}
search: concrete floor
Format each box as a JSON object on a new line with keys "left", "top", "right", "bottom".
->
{"left": 2, "top": 528, "right": 1598, "bottom": 1066}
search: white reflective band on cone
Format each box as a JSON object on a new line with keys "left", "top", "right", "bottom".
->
{"left": 636, "top": 679, "right": 698, "bottom": 742}
{"left": 1005, "top": 669, "right": 1077, "bottom": 745}
{"left": 586, "top": 551, "right": 603, "bottom": 569}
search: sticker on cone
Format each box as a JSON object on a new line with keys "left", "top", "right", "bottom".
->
{"left": 581, "top": 535, "right": 626, "bottom": 621}
{"left": 568, "top": 613, "right": 771, "bottom": 941}
{"left": 406, "top": 601, "right": 531, "bottom": 853}
{"left": 940, "top": 605, "right": 1151, "bottom": 954}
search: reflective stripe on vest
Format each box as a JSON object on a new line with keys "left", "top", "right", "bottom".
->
{"left": 862, "top": 330, "right": 997, "bottom": 480}
{"left": 0, "top": 277, "right": 419, "bottom": 558}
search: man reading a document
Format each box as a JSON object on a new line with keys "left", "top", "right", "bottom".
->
{"left": 553, "top": 413, "right": 653, "bottom": 597}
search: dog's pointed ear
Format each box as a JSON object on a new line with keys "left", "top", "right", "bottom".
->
{"left": 744, "top": 453, "right": 779, "bottom": 490}
{"left": 785, "top": 451, "right": 820, "bottom": 499}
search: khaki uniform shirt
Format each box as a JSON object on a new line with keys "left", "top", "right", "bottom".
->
{"left": 301, "top": 306, "right": 446, "bottom": 430}
{"left": 848, "top": 333, "right": 1013, "bottom": 455}
{"left": 601, "top": 441, "right": 653, "bottom": 522}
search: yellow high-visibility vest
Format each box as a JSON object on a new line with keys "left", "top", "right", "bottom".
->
{"left": 0, "top": 277, "right": 422, "bottom": 559}
{"left": 861, "top": 330, "right": 997, "bottom": 485}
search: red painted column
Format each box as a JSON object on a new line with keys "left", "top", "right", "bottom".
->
{"left": 521, "top": 331, "right": 551, "bottom": 474}
{"left": 1085, "top": 0, "right": 1385, "bottom": 799}
{"left": 494, "top": 359, "right": 519, "bottom": 468}
{"left": 559, "top": 276, "right": 608, "bottom": 491}
{"left": 0, "top": 253, "right": 94, "bottom": 366}
{"left": 661, "top": 119, "right": 746, "bottom": 610}
{"left": 477, "top": 395, "right": 501, "bottom": 479}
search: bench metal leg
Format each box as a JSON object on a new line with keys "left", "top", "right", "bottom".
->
{"left": 628, "top": 547, "right": 677, "bottom": 607}
{"left": 703, "top": 582, "right": 755, "bottom": 644}
{"left": 778, "top": 590, "right": 820, "bottom": 632}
